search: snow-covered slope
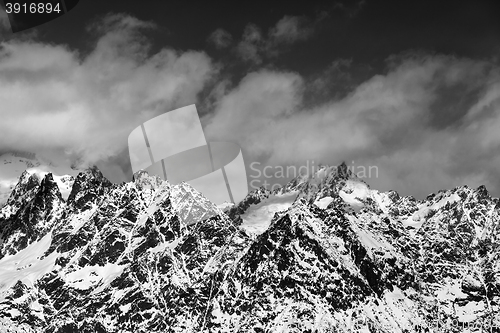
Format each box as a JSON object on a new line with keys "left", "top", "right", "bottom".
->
{"left": 0, "top": 162, "right": 499, "bottom": 332}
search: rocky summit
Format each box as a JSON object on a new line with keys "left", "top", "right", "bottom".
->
{"left": 0, "top": 163, "right": 499, "bottom": 332}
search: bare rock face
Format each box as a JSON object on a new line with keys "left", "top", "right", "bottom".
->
{"left": 0, "top": 165, "right": 499, "bottom": 332}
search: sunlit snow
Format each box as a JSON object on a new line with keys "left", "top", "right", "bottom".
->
{"left": 0, "top": 232, "right": 57, "bottom": 300}
{"left": 65, "top": 263, "right": 127, "bottom": 292}
{"left": 403, "top": 192, "right": 461, "bottom": 230}
{"left": 240, "top": 191, "right": 299, "bottom": 236}
{"left": 338, "top": 180, "right": 370, "bottom": 210}
{"left": 314, "top": 196, "right": 334, "bottom": 209}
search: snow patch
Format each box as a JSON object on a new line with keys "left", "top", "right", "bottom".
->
{"left": 119, "top": 303, "right": 132, "bottom": 314}
{"left": 314, "top": 196, "right": 333, "bottom": 209}
{"left": 69, "top": 203, "right": 98, "bottom": 232}
{"left": 357, "top": 229, "right": 387, "bottom": 249}
{"left": 403, "top": 193, "right": 461, "bottom": 230}
{"left": 455, "top": 301, "right": 486, "bottom": 322}
{"left": 240, "top": 191, "right": 299, "bottom": 236}
{"left": 339, "top": 180, "right": 370, "bottom": 210}
{"left": 217, "top": 201, "right": 234, "bottom": 211}
{"left": 0, "top": 232, "right": 58, "bottom": 300}
{"left": 64, "top": 263, "right": 127, "bottom": 292}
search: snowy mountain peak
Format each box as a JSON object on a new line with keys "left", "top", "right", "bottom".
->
{"left": 132, "top": 169, "right": 164, "bottom": 191}
{"left": 315, "top": 161, "right": 356, "bottom": 180}
{"left": 78, "top": 165, "right": 111, "bottom": 183}
{"left": 18, "top": 169, "right": 40, "bottom": 185}
{"left": 282, "top": 162, "right": 363, "bottom": 194}
{"left": 0, "top": 156, "right": 499, "bottom": 331}
{"left": 169, "top": 181, "right": 227, "bottom": 226}
{"left": 39, "top": 172, "right": 56, "bottom": 189}
{"left": 66, "top": 166, "right": 112, "bottom": 211}
{"left": 0, "top": 152, "right": 83, "bottom": 208}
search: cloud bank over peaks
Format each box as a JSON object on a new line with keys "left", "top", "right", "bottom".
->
{"left": 203, "top": 54, "right": 500, "bottom": 198}
{"left": 0, "top": 13, "right": 216, "bottom": 175}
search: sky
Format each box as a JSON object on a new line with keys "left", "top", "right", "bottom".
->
{"left": 0, "top": 0, "right": 499, "bottom": 199}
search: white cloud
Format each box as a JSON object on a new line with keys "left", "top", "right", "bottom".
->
{"left": 268, "top": 16, "right": 314, "bottom": 44}
{"left": 208, "top": 28, "right": 233, "bottom": 49}
{"left": 236, "top": 24, "right": 263, "bottom": 64}
{"left": 235, "top": 15, "right": 317, "bottom": 64}
{"left": 2, "top": 12, "right": 499, "bottom": 199}
{"left": 0, "top": 13, "right": 215, "bottom": 173}
{"left": 204, "top": 54, "right": 500, "bottom": 198}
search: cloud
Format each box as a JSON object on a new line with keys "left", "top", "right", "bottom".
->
{"left": 2, "top": 11, "right": 499, "bottom": 200}
{"left": 268, "top": 16, "right": 314, "bottom": 44}
{"left": 234, "top": 15, "right": 318, "bottom": 64}
{"left": 0, "top": 13, "right": 215, "bottom": 181}
{"left": 305, "top": 58, "right": 362, "bottom": 104}
{"left": 204, "top": 70, "right": 304, "bottom": 156}
{"left": 332, "top": 0, "right": 366, "bottom": 17}
{"left": 204, "top": 54, "right": 500, "bottom": 198}
{"left": 236, "top": 24, "right": 264, "bottom": 64}
{"left": 207, "top": 28, "right": 233, "bottom": 49}
{"left": 0, "top": 6, "right": 10, "bottom": 33}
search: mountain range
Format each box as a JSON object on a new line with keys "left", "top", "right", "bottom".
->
{"left": 0, "top": 154, "right": 499, "bottom": 332}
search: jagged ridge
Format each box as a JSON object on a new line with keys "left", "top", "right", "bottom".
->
{"left": 0, "top": 163, "right": 498, "bottom": 332}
